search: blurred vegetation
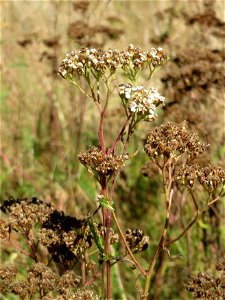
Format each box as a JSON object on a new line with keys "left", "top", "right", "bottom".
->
{"left": 1, "top": 0, "right": 225, "bottom": 299}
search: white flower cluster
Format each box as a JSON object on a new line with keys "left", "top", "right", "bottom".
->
{"left": 148, "top": 47, "right": 165, "bottom": 66}
{"left": 119, "top": 83, "right": 165, "bottom": 121}
{"left": 58, "top": 45, "right": 167, "bottom": 79}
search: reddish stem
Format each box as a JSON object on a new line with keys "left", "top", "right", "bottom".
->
{"left": 108, "top": 116, "right": 131, "bottom": 155}
{"left": 81, "top": 257, "right": 86, "bottom": 286}
{"left": 100, "top": 176, "right": 111, "bottom": 299}
{"left": 24, "top": 231, "right": 38, "bottom": 263}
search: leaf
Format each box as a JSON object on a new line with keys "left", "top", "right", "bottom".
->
{"left": 99, "top": 197, "right": 115, "bottom": 211}
{"left": 87, "top": 217, "right": 104, "bottom": 254}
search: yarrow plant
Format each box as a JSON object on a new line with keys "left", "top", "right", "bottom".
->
{"left": 59, "top": 45, "right": 167, "bottom": 300}
{"left": 1, "top": 44, "right": 224, "bottom": 300}
{"left": 58, "top": 45, "right": 224, "bottom": 299}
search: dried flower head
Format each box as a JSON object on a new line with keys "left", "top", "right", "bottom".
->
{"left": 0, "top": 218, "right": 10, "bottom": 240}
{"left": 43, "top": 289, "right": 100, "bottom": 300}
{"left": 57, "top": 289, "right": 99, "bottom": 300}
{"left": 197, "top": 164, "right": 225, "bottom": 191}
{"left": 39, "top": 210, "right": 92, "bottom": 264}
{"left": 0, "top": 197, "right": 53, "bottom": 232}
{"left": 147, "top": 47, "right": 168, "bottom": 66}
{"left": 216, "top": 257, "right": 225, "bottom": 271}
{"left": 176, "top": 163, "right": 225, "bottom": 191}
{"left": 57, "top": 270, "right": 80, "bottom": 293}
{"left": 0, "top": 265, "right": 17, "bottom": 285}
{"left": 10, "top": 281, "right": 30, "bottom": 299}
{"left": 0, "top": 263, "right": 84, "bottom": 300}
{"left": 78, "top": 146, "right": 126, "bottom": 177}
{"left": 176, "top": 164, "right": 200, "bottom": 188}
{"left": 125, "top": 228, "right": 150, "bottom": 253}
{"left": 27, "top": 263, "right": 59, "bottom": 293}
{"left": 67, "top": 20, "right": 91, "bottom": 40}
{"left": 38, "top": 227, "right": 62, "bottom": 247}
{"left": 96, "top": 223, "right": 119, "bottom": 245}
{"left": 63, "top": 230, "right": 93, "bottom": 256}
{"left": 72, "top": 1, "right": 90, "bottom": 13}
{"left": 186, "top": 263, "right": 225, "bottom": 300}
{"left": 119, "top": 84, "right": 165, "bottom": 121}
{"left": 145, "top": 121, "right": 208, "bottom": 160}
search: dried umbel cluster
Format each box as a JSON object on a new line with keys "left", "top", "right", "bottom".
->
{"left": 39, "top": 210, "right": 92, "bottom": 263}
{"left": 125, "top": 229, "right": 150, "bottom": 253}
{"left": 72, "top": 1, "right": 90, "bottom": 13}
{"left": 144, "top": 121, "right": 225, "bottom": 194}
{"left": 0, "top": 262, "right": 98, "bottom": 300}
{"left": 176, "top": 164, "right": 225, "bottom": 190}
{"left": 162, "top": 48, "right": 225, "bottom": 102}
{"left": 46, "top": 289, "right": 100, "bottom": 300}
{"left": 67, "top": 20, "right": 124, "bottom": 49}
{"left": 96, "top": 223, "right": 119, "bottom": 245}
{"left": 38, "top": 210, "right": 119, "bottom": 266}
{"left": 216, "top": 257, "right": 225, "bottom": 272}
{"left": 0, "top": 197, "right": 53, "bottom": 233}
{"left": 186, "top": 258, "right": 225, "bottom": 299}
{"left": 144, "top": 121, "right": 208, "bottom": 160}
{"left": 78, "top": 146, "right": 126, "bottom": 178}
{"left": 119, "top": 84, "right": 165, "bottom": 122}
{"left": 58, "top": 44, "right": 167, "bottom": 80}
{"left": 0, "top": 218, "right": 9, "bottom": 239}
{"left": 161, "top": 47, "right": 225, "bottom": 152}
{"left": 0, "top": 264, "right": 17, "bottom": 286}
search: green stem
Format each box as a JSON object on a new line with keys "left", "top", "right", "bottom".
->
{"left": 100, "top": 176, "right": 107, "bottom": 299}
{"left": 142, "top": 164, "right": 174, "bottom": 299}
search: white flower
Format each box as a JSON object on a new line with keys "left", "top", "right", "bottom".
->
{"left": 119, "top": 83, "right": 165, "bottom": 121}
{"left": 61, "top": 69, "right": 67, "bottom": 77}
{"left": 92, "top": 58, "right": 98, "bottom": 64}
{"left": 125, "top": 91, "right": 131, "bottom": 99}
{"left": 130, "top": 101, "right": 137, "bottom": 112}
{"left": 119, "top": 84, "right": 133, "bottom": 100}
{"left": 77, "top": 62, "right": 83, "bottom": 68}
{"left": 150, "top": 48, "right": 158, "bottom": 59}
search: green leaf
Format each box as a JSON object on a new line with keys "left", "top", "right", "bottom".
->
{"left": 99, "top": 197, "right": 114, "bottom": 211}
{"left": 87, "top": 217, "right": 105, "bottom": 254}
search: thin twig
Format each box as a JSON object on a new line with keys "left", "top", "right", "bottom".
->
{"left": 112, "top": 211, "right": 147, "bottom": 276}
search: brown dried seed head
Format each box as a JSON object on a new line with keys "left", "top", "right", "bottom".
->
{"left": 0, "top": 218, "right": 10, "bottom": 239}
{"left": 145, "top": 121, "right": 208, "bottom": 160}
{"left": 78, "top": 146, "right": 126, "bottom": 177}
